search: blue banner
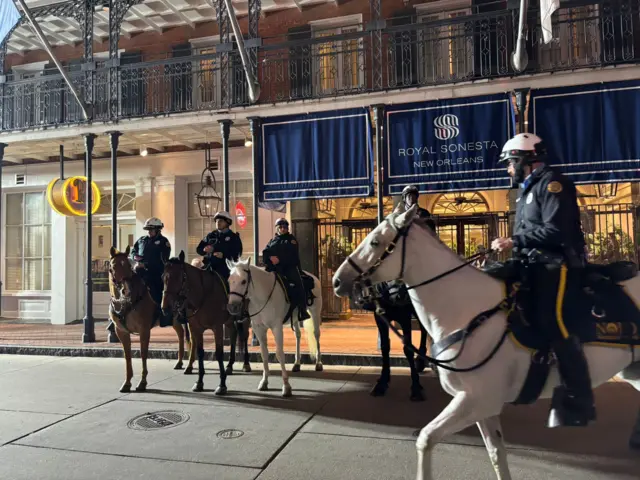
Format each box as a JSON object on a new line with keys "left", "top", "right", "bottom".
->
{"left": 0, "top": 0, "right": 21, "bottom": 45}
{"left": 258, "top": 108, "right": 374, "bottom": 201}
{"left": 529, "top": 80, "right": 640, "bottom": 184}
{"left": 384, "top": 94, "right": 515, "bottom": 195}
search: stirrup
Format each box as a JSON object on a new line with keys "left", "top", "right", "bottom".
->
{"left": 547, "top": 386, "right": 596, "bottom": 428}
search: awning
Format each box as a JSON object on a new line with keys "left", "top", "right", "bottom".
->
{"left": 383, "top": 93, "right": 515, "bottom": 195}
{"left": 529, "top": 79, "right": 640, "bottom": 184}
{"left": 257, "top": 107, "right": 374, "bottom": 201}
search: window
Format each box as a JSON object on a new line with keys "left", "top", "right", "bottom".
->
{"left": 190, "top": 37, "right": 222, "bottom": 109}
{"left": 310, "top": 16, "right": 365, "bottom": 95}
{"left": 416, "top": 1, "right": 473, "bottom": 83}
{"left": 187, "top": 179, "right": 254, "bottom": 264}
{"left": 94, "top": 191, "right": 136, "bottom": 215}
{"left": 432, "top": 192, "right": 488, "bottom": 215}
{"left": 4, "top": 192, "right": 52, "bottom": 291}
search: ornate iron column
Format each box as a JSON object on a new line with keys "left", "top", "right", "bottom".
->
{"left": 247, "top": 0, "right": 262, "bottom": 83}
{"left": 372, "top": 105, "right": 385, "bottom": 223}
{"left": 72, "top": 0, "right": 94, "bottom": 115}
{"left": 512, "top": 88, "right": 529, "bottom": 133}
{"left": 219, "top": 119, "right": 232, "bottom": 212}
{"left": 107, "top": 131, "right": 121, "bottom": 343}
{"left": 0, "top": 143, "right": 5, "bottom": 316}
{"left": 248, "top": 117, "right": 261, "bottom": 266}
{"left": 217, "top": 0, "right": 231, "bottom": 107}
{"left": 83, "top": 133, "right": 97, "bottom": 343}
{"left": 368, "top": 0, "right": 384, "bottom": 91}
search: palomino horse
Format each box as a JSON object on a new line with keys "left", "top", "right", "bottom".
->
{"left": 332, "top": 205, "right": 640, "bottom": 480}
{"left": 161, "top": 251, "right": 233, "bottom": 394}
{"left": 108, "top": 246, "right": 189, "bottom": 393}
{"left": 227, "top": 258, "right": 323, "bottom": 397}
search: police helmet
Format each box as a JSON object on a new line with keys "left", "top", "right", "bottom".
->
{"left": 275, "top": 218, "right": 289, "bottom": 228}
{"left": 143, "top": 217, "right": 164, "bottom": 230}
{"left": 401, "top": 185, "right": 419, "bottom": 199}
{"left": 499, "top": 133, "right": 548, "bottom": 165}
{"left": 214, "top": 211, "right": 233, "bottom": 225}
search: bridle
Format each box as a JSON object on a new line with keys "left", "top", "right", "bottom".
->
{"left": 162, "top": 264, "right": 201, "bottom": 318}
{"left": 228, "top": 266, "right": 278, "bottom": 319}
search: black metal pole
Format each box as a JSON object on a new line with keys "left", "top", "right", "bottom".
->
{"left": 59, "top": 145, "right": 64, "bottom": 179}
{"left": 107, "top": 131, "right": 121, "bottom": 344}
{"left": 372, "top": 105, "right": 385, "bottom": 224}
{"left": 83, "top": 134, "right": 97, "bottom": 343}
{"left": 513, "top": 88, "right": 529, "bottom": 133}
{"left": 0, "top": 143, "right": 5, "bottom": 318}
{"left": 248, "top": 116, "right": 260, "bottom": 347}
{"left": 219, "top": 119, "right": 232, "bottom": 212}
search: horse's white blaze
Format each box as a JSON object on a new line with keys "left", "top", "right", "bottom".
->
{"left": 228, "top": 259, "right": 323, "bottom": 395}
{"left": 332, "top": 205, "right": 640, "bottom": 480}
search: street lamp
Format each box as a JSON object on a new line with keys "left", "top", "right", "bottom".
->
{"left": 195, "top": 144, "right": 222, "bottom": 217}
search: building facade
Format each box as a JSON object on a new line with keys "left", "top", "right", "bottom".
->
{"left": 1, "top": 0, "right": 639, "bottom": 325}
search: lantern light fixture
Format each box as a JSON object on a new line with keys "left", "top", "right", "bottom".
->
{"left": 195, "top": 143, "right": 222, "bottom": 218}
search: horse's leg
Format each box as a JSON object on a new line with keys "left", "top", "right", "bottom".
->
{"left": 273, "top": 324, "right": 292, "bottom": 397}
{"left": 371, "top": 313, "right": 391, "bottom": 397}
{"left": 477, "top": 415, "right": 512, "bottom": 480}
{"left": 192, "top": 328, "right": 205, "bottom": 392}
{"left": 415, "top": 393, "right": 486, "bottom": 480}
{"left": 135, "top": 327, "right": 150, "bottom": 392}
{"left": 184, "top": 323, "right": 195, "bottom": 375}
{"left": 214, "top": 324, "right": 228, "bottom": 395}
{"left": 226, "top": 322, "right": 238, "bottom": 375}
{"left": 173, "top": 321, "right": 185, "bottom": 370}
{"left": 292, "top": 319, "right": 302, "bottom": 372}
{"left": 415, "top": 321, "right": 428, "bottom": 373}
{"left": 255, "top": 324, "right": 270, "bottom": 391}
{"left": 116, "top": 327, "right": 133, "bottom": 393}
{"left": 242, "top": 322, "right": 252, "bottom": 372}
{"left": 401, "top": 313, "right": 424, "bottom": 402}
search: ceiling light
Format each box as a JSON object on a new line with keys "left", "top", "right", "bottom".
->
{"left": 140, "top": 147, "right": 148, "bottom": 157}
{"left": 244, "top": 138, "right": 252, "bottom": 147}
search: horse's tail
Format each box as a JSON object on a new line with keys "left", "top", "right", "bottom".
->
{"left": 303, "top": 315, "right": 317, "bottom": 363}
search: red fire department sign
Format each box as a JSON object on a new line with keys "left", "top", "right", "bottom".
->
{"left": 236, "top": 201, "right": 247, "bottom": 229}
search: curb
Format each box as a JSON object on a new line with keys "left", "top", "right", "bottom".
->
{"left": 0, "top": 344, "right": 413, "bottom": 368}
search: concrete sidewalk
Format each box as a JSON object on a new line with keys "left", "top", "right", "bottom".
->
{"left": 0, "top": 354, "right": 638, "bottom": 480}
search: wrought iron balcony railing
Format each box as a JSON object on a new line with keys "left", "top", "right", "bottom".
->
{"left": 1, "top": 1, "right": 639, "bottom": 133}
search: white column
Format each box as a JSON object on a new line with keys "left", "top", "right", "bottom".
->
{"left": 50, "top": 214, "right": 79, "bottom": 325}
{"left": 135, "top": 177, "right": 153, "bottom": 238}
{"left": 173, "top": 176, "right": 188, "bottom": 257}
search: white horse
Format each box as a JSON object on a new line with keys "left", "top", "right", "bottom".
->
{"left": 332, "top": 204, "right": 640, "bottom": 480}
{"left": 227, "top": 258, "right": 323, "bottom": 397}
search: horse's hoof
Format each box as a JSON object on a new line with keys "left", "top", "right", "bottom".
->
{"left": 174, "top": 361, "right": 184, "bottom": 370}
{"left": 225, "top": 365, "right": 234, "bottom": 375}
{"left": 410, "top": 389, "right": 426, "bottom": 402}
{"left": 192, "top": 382, "right": 204, "bottom": 392}
{"left": 282, "top": 384, "right": 293, "bottom": 397}
{"left": 258, "top": 381, "right": 268, "bottom": 391}
{"left": 242, "top": 363, "right": 252, "bottom": 373}
{"left": 370, "top": 382, "right": 388, "bottom": 397}
{"left": 315, "top": 363, "right": 324, "bottom": 372}
{"left": 291, "top": 364, "right": 301, "bottom": 373}
{"left": 215, "top": 386, "right": 228, "bottom": 396}
{"left": 119, "top": 384, "right": 132, "bottom": 393}
{"left": 135, "top": 382, "right": 147, "bottom": 393}
{"left": 184, "top": 366, "right": 194, "bottom": 375}
{"left": 415, "top": 358, "right": 427, "bottom": 373}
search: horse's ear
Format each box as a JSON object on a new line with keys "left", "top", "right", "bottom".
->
{"left": 109, "top": 246, "right": 117, "bottom": 258}
{"left": 394, "top": 203, "right": 417, "bottom": 229}
{"left": 124, "top": 245, "right": 130, "bottom": 256}
{"left": 226, "top": 259, "right": 235, "bottom": 271}
{"left": 179, "top": 250, "right": 185, "bottom": 263}
{"left": 393, "top": 202, "right": 404, "bottom": 215}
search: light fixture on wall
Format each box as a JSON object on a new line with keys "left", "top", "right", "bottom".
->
{"left": 140, "top": 146, "right": 148, "bottom": 157}
{"left": 244, "top": 137, "right": 253, "bottom": 147}
{"left": 195, "top": 143, "right": 222, "bottom": 218}
{"left": 595, "top": 182, "right": 618, "bottom": 199}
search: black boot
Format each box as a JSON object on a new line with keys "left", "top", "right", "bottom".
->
{"left": 298, "top": 302, "right": 311, "bottom": 321}
{"left": 548, "top": 335, "right": 596, "bottom": 428}
{"left": 157, "top": 307, "right": 173, "bottom": 328}
{"left": 106, "top": 321, "right": 116, "bottom": 332}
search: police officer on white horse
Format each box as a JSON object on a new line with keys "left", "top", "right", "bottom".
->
{"left": 263, "top": 218, "right": 310, "bottom": 322}
{"left": 491, "top": 133, "right": 595, "bottom": 427}
{"left": 401, "top": 185, "right": 436, "bottom": 230}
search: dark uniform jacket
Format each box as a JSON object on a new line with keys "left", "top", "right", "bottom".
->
{"left": 416, "top": 206, "right": 436, "bottom": 231}
{"left": 130, "top": 234, "right": 171, "bottom": 275}
{"left": 512, "top": 165, "right": 586, "bottom": 265}
{"left": 263, "top": 233, "right": 301, "bottom": 274}
{"left": 196, "top": 229, "right": 243, "bottom": 278}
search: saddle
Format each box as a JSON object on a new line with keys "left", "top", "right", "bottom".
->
{"left": 274, "top": 271, "right": 316, "bottom": 307}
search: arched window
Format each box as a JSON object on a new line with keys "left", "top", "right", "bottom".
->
{"left": 432, "top": 192, "right": 489, "bottom": 215}
{"left": 348, "top": 197, "right": 394, "bottom": 219}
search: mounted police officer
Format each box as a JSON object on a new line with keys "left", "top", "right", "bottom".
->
{"left": 131, "top": 217, "right": 173, "bottom": 327}
{"left": 491, "top": 133, "right": 595, "bottom": 428}
{"left": 196, "top": 211, "right": 243, "bottom": 290}
{"left": 401, "top": 185, "right": 436, "bottom": 230}
{"left": 263, "top": 218, "right": 310, "bottom": 321}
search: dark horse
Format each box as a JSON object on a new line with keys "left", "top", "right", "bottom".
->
{"left": 360, "top": 280, "right": 430, "bottom": 401}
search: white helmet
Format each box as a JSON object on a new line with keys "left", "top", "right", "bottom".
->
{"left": 214, "top": 211, "right": 233, "bottom": 225}
{"left": 401, "top": 185, "right": 419, "bottom": 199}
{"left": 499, "top": 133, "right": 547, "bottom": 164}
{"left": 143, "top": 217, "right": 164, "bottom": 230}
{"left": 275, "top": 218, "right": 289, "bottom": 228}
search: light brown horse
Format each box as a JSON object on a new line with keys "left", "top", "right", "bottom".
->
{"left": 108, "top": 246, "right": 190, "bottom": 393}
{"left": 161, "top": 250, "right": 235, "bottom": 394}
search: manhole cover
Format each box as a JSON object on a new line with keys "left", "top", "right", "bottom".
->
{"left": 127, "top": 411, "right": 190, "bottom": 431}
{"left": 217, "top": 429, "right": 244, "bottom": 439}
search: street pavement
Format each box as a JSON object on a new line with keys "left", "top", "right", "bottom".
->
{"left": 0, "top": 354, "right": 638, "bottom": 480}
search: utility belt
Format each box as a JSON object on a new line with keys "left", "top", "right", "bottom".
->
{"left": 515, "top": 247, "right": 586, "bottom": 269}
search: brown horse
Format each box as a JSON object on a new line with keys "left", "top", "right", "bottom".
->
{"left": 108, "top": 246, "right": 190, "bottom": 393}
{"left": 161, "top": 250, "right": 239, "bottom": 394}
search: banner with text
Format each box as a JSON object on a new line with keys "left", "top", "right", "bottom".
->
{"left": 384, "top": 94, "right": 515, "bottom": 194}
{"left": 258, "top": 107, "right": 374, "bottom": 201}
{"left": 529, "top": 80, "right": 640, "bottom": 184}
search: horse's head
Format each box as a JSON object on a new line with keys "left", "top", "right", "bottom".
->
{"left": 161, "top": 250, "right": 186, "bottom": 315}
{"left": 109, "top": 246, "right": 133, "bottom": 284}
{"left": 227, "top": 257, "right": 251, "bottom": 316}
{"left": 332, "top": 204, "right": 418, "bottom": 298}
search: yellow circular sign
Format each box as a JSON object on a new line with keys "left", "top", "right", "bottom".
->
{"left": 47, "top": 176, "right": 101, "bottom": 216}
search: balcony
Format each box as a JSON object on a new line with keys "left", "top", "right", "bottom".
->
{"left": 1, "top": 1, "right": 639, "bottom": 133}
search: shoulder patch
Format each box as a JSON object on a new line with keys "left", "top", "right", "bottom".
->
{"left": 547, "top": 181, "right": 563, "bottom": 194}
{"left": 291, "top": 239, "right": 297, "bottom": 245}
